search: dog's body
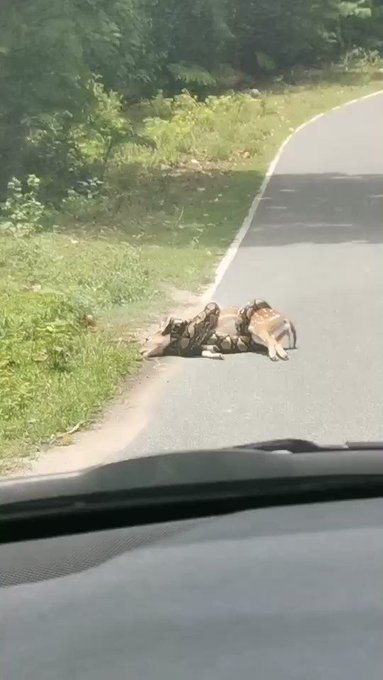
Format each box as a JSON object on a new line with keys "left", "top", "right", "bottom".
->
{"left": 141, "top": 299, "right": 297, "bottom": 361}
{"left": 237, "top": 300, "right": 297, "bottom": 361}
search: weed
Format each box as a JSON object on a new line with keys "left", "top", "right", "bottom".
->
{"left": 0, "top": 175, "right": 53, "bottom": 237}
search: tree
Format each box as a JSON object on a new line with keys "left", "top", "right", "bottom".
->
{"left": 0, "top": 0, "right": 382, "bottom": 198}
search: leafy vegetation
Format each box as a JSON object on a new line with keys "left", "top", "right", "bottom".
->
{"left": 1, "top": 0, "right": 383, "bottom": 468}
{"left": 1, "top": 1, "right": 382, "bottom": 198}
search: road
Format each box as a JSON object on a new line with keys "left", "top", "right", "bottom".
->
{"left": 118, "top": 93, "right": 383, "bottom": 458}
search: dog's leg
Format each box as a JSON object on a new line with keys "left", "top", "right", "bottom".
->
{"left": 251, "top": 328, "right": 281, "bottom": 361}
{"left": 274, "top": 321, "right": 296, "bottom": 350}
{"left": 201, "top": 344, "right": 224, "bottom": 360}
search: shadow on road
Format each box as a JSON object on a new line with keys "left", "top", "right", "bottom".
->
{"left": 245, "top": 172, "right": 383, "bottom": 247}
{"left": 78, "top": 165, "right": 383, "bottom": 250}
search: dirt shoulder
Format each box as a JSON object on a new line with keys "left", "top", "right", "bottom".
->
{"left": 27, "top": 291, "right": 205, "bottom": 476}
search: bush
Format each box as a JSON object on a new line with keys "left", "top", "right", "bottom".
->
{"left": 340, "top": 47, "right": 383, "bottom": 71}
{"left": 135, "top": 90, "right": 266, "bottom": 164}
{"left": 60, "top": 177, "right": 108, "bottom": 220}
{"left": 0, "top": 175, "right": 52, "bottom": 237}
{"left": 20, "top": 81, "right": 136, "bottom": 201}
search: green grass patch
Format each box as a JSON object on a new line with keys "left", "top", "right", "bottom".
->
{"left": 1, "top": 74, "right": 382, "bottom": 470}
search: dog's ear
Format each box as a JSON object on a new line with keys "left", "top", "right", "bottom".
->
{"left": 160, "top": 316, "right": 175, "bottom": 336}
{"left": 160, "top": 317, "right": 187, "bottom": 337}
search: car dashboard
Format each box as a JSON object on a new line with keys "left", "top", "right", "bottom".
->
{"left": 2, "top": 496, "right": 383, "bottom": 680}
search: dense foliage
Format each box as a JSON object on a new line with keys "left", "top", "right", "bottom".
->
{"left": 0, "top": 0, "right": 382, "bottom": 198}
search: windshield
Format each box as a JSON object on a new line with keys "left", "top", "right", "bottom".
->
{"left": 1, "top": 0, "right": 383, "bottom": 480}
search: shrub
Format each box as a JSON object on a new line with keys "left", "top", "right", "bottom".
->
{"left": 138, "top": 90, "right": 265, "bottom": 163}
{"left": 0, "top": 175, "right": 51, "bottom": 237}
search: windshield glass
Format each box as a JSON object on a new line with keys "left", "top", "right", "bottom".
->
{"left": 1, "top": 0, "right": 382, "bottom": 479}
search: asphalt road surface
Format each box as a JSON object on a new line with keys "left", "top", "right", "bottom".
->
{"left": 121, "top": 93, "right": 383, "bottom": 458}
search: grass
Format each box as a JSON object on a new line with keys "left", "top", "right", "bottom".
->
{"left": 0, "top": 289, "right": 139, "bottom": 463}
{"left": 1, "top": 72, "right": 382, "bottom": 471}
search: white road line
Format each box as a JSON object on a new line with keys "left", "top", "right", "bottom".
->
{"left": 202, "top": 88, "right": 383, "bottom": 303}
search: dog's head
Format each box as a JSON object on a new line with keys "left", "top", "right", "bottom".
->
{"left": 140, "top": 317, "right": 187, "bottom": 358}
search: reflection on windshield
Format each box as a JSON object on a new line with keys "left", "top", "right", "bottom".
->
{"left": 1, "top": 0, "right": 382, "bottom": 478}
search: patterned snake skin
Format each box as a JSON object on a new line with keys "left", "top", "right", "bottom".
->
{"left": 162, "top": 299, "right": 269, "bottom": 357}
{"left": 163, "top": 302, "right": 221, "bottom": 356}
{"left": 235, "top": 299, "right": 272, "bottom": 336}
